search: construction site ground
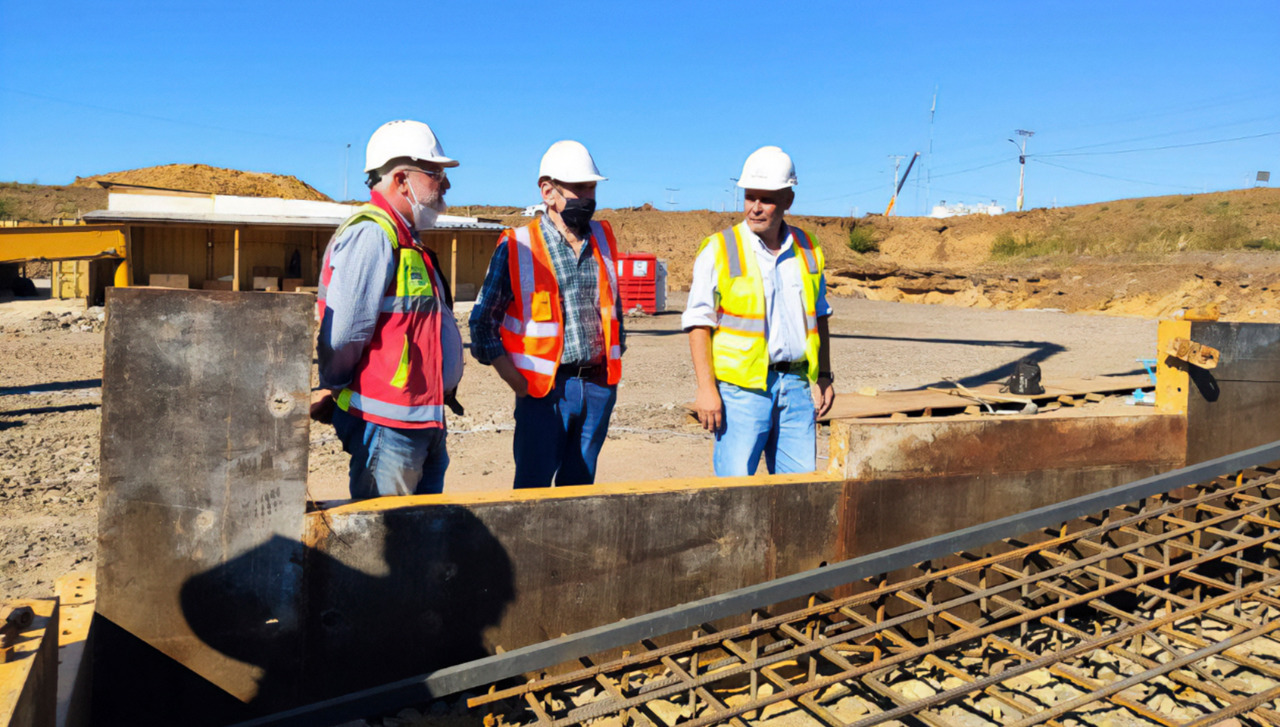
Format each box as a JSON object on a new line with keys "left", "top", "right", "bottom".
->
{"left": 1, "top": 280, "right": 1158, "bottom": 601}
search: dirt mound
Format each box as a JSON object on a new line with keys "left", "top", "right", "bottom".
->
{"left": 0, "top": 182, "right": 107, "bottom": 223}
{"left": 474, "top": 208, "right": 860, "bottom": 291}
{"left": 866, "top": 187, "right": 1280, "bottom": 266}
{"left": 72, "top": 163, "right": 331, "bottom": 201}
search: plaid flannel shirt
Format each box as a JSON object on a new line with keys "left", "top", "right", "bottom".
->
{"left": 470, "top": 216, "right": 625, "bottom": 367}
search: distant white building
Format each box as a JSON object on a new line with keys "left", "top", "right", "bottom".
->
{"left": 930, "top": 200, "right": 1005, "bottom": 218}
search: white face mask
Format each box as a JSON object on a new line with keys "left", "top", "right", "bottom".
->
{"left": 406, "top": 181, "right": 446, "bottom": 230}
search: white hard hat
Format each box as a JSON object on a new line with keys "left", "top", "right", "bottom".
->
{"left": 364, "top": 119, "right": 458, "bottom": 172}
{"left": 539, "top": 140, "right": 607, "bottom": 183}
{"left": 736, "top": 146, "right": 797, "bottom": 190}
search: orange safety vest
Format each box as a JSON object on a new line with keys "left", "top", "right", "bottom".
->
{"left": 499, "top": 219, "right": 622, "bottom": 398}
{"left": 317, "top": 191, "right": 447, "bottom": 429}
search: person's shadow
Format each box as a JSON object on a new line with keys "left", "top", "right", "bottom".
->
{"left": 177, "top": 506, "right": 515, "bottom": 721}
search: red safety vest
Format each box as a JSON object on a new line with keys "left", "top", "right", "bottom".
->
{"left": 499, "top": 219, "right": 622, "bottom": 398}
{"left": 317, "top": 191, "right": 446, "bottom": 429}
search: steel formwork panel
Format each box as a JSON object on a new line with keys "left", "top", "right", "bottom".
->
{"left": 463, "top": 468, "right": 1280, "bottom": 727}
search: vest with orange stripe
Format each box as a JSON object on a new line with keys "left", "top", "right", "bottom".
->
{"left": 316, "top": 191, "right": 447, "bottom": 429}
{"left": 704, "top": 221, "right": 825, "bottom": 390}
{"left": 500, "top": 219, "right": 623, "bottom": 398}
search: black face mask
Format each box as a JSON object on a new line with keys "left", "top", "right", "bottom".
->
{"left": 559, "top": 197, "right": 596, "bottom": 237}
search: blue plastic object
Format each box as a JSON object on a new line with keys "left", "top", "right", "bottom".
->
{"left": 1138, "top": 358, "right": 1158, "bottom": 386}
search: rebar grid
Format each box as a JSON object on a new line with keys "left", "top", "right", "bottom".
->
{"left": 469, "top": 469, "right": 1280, "bottom": 727}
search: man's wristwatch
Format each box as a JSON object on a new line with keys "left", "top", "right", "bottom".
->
{"left": 817, "top": 371, "right": 834, "bottom": 381}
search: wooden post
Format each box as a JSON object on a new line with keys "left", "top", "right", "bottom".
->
{"left": 450, "top": 233, "right": 458, "bottom": 299}
{"left": 233, "top": 227, "right": 241, "bottom": 292}
{"left": 205, "top": 228, "right": 215, "bottom": 283}
{"left": 311, "top": 230, "right": 319, "bottom": 285}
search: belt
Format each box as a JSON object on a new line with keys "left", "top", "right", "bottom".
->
{"left": 768, "top": 360, "right": 807, "bottom": 374}
{"left": 557, "top": 363, "right": 605, "bottom": 380}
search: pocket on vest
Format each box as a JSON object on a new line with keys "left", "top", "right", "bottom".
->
{"left": 532, "top": 291, "right": 553, "bottom": 322}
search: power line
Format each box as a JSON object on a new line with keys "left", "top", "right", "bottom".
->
{"left": 930, "top": 158, "right": 1012, "bottom": 180}
{"left": 1035, "top": 113, "right": 1280, "bottom": 156}
{"left": 1034, "top": 130, "right": 1280, "bottom": 158}
{"left": 810, "top": 182, "right": 889, "bottom": 203}
{"left": 1034, "top": 88, "right": 1265, "bottom": 135}
{"left": 1031, "top": 158, "right": 1203, "bottom": 190}
{"left": 930, "top": 185, "right": 1002, "bottom": 200}
{"left": 0, "top": 86, "right": 343, "bottom": 146}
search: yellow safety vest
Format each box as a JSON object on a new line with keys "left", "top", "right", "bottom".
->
{"left": 705, "top": 222, "right": 824, "bottom": 390}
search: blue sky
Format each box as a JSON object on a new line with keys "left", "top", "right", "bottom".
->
{"left": 2, "top": 1, "right": 1277, "bottom": 216}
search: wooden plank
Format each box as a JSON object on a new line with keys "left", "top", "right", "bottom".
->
{"left": 818, "top": 375, "right": 1151, "bottom": 422}
{"left": 778, "top": 378, "right": 1152, "bottom": 422}
{"left": 683, "top": 375, "right": 1151, "bottom": 423}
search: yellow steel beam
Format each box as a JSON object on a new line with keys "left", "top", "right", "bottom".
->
{"left": 312, "top": 472, "right": 842, "bottom": 517}
{"left": 0, "top": 225, "right": 127, "bottom": 264}
{"left": 0, "top": 598, "right": 59, "bottom": 726}
{"left": 55, "top": 572, "right": 94, "bottom": 726}
{"left": 1156, "top": 319, "right": 1192, "bottom": 414}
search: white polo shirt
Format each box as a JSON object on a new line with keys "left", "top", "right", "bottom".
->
{"left": 682, "top": 221, "right": 833, "bottom": 364}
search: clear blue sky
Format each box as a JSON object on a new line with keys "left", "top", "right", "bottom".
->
{"left": 2, "top": 1, "right": 1277, "bottom": 217}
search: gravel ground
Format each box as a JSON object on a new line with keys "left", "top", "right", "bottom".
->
{"left": 1, "top": 290, "right": 1156, "bottom": 599}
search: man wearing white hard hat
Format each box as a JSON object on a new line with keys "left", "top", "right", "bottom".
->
{"left": 470, "top": 140, "right": 625, "bottom": 487}
{"left": 313, "top": 119, "right": 466, "bottom": 498}
{"left": 683, "top": 146, "right": 835, "bottom": 476}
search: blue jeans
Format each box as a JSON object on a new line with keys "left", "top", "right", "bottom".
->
{"left": 513, "top": 375, "right": 617, "bottom": 488}
{"left": 332, "top": 406, "right": 449, "bottom": 498}
{"left": 714, "top": 371, "right": 816, "bottom": 477}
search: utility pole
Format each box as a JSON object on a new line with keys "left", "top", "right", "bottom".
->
{"left": 888, "top": 155, "right": 906, "bottom": 198}
{"left": 885, "top": 152, "right": 920, "bottom": 216}
{"left": 1008, "top": 129, "right": 1034, "bottom": 211}
{"left": 926, "top": 86, "right": 937, "bottom": 216}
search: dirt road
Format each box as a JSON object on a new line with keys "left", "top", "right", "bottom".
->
{"left": 1, "top": 290, "right": 1156, "bottom": 599}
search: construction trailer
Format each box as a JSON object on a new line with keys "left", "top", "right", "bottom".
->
{"left": 0, "top": 184, "right": 503, "bottom": 306}
{"left": 6, "top": 289, "right": 1280, "bottom": 725}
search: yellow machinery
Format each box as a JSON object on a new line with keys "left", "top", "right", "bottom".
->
{"left": 0, "top": 225, "right": 131, "bottom": 303}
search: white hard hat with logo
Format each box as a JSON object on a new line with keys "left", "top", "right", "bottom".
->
{"left": 365, "top": 119, "right": 459, "bottom": 172}
{"left": 539, "top": 140, "right": 607, "bottom": 183}
{"left": 736, "top": 146, "right": 797, "bottom": 190}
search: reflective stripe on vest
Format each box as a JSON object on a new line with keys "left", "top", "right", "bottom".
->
{"left": 709, "top": 222, "right": 824, "bottom": 390}
{"left": 318, "top": 200, "right": 446, "bottom": 428}
{"left": 336, "top": 388, "right": 445, "bottom": 424}
{"left": 501, "top": 219, "right": 623, "bottom": 398}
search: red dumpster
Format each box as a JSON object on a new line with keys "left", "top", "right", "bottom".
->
{"left": 616, "top": 253, "right": 657, "bottom": 314}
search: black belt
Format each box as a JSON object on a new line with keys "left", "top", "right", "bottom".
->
{"left": 768, "top": 360, "right": 806, "bottom": 374}
{"left": 557, "top": 363, "right": 605, "bottom": 380}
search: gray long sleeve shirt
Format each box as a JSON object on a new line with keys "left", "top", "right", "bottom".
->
{"left": 317, "top": 220, "right": 464, "bottom": 392}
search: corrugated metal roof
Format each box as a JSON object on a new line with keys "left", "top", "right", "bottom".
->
{"left": 82, "top": 209, "right": 505, "bottom": 231}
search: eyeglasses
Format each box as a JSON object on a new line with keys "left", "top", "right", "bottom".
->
{"left": 405, "top": 168, "right": 448, "bottom": 184}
